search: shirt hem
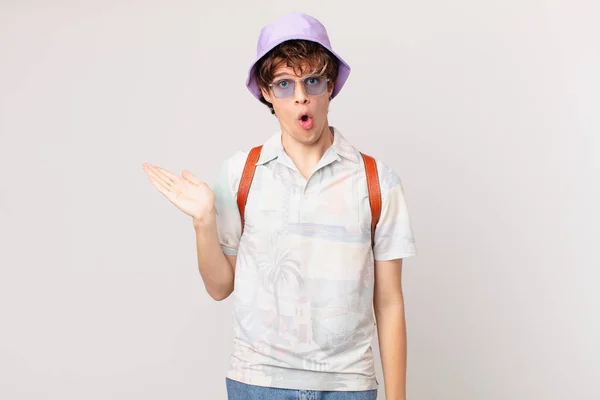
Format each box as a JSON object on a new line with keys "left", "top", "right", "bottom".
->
{"left": 374, "top": 251, "right": 417, "bottom": 261}
{"left": 226, "top": 370, "right": 379, "bottom": 391}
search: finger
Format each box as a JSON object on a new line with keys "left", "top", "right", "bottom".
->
{"left": 145, "top": 164, "right": 175, "bottom": 186}
{"left": 147, "top": 172, "right": 171, "bottom": 197}
{"left": 146, "top": 165, "right": 174, "bottom": 190}
{"left": 182, "top": 170, "right": 202, "bottom": 185}
{"left": 154, "top": 166, "right": 179, "bottom": 185}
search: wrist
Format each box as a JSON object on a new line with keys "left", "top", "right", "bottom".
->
{"left": 192, "top": 209, "right": 216, "bottom": 230}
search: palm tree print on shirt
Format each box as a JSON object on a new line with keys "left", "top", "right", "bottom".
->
{"left": 254, "top": 231, "right": 304, "bottom": 338}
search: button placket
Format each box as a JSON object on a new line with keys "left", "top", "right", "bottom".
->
{"left": 298, "top": 179, "right": 310, "bottom": 221}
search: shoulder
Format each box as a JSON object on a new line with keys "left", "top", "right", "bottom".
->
{"left": 216, "top": 150, "right": 249, "bottom": 195}
{"left": 223, "top": 150, "right": 249, "bottom": 177}
{"left": 361, "top": 155, "right": 404, "bottom": 194}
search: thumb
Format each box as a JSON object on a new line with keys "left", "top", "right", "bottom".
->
{"left": 182, "top": 170, "right": 202, "bottom": 185}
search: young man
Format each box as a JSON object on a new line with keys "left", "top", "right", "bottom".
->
{"left": 143, "top": 12, "right": 416, "bottom": 400}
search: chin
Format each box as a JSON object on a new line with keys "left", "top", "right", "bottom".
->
{"left": 297, "top": 126, "right": 321, "bottom": 139}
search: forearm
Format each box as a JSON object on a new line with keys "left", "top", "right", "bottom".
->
{"left": 192, "top": 211, "right": 234, "bottom": 300}
{"left": 374, "top": 304, "right": 407, "bottom": 400}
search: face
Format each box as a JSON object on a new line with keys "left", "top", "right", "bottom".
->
{"left": 260, "top": 63, "right": 334, "bottom": 146}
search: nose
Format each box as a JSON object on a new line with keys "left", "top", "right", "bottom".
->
{"left": 293, "top": 81, "right": 309, "bottom": 104}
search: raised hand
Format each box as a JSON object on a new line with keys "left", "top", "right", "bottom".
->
{"left": 142, "top": 163, "right": 215, "bottom": 220}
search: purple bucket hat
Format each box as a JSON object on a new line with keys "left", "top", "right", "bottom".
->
{"left": 246, "top": 12, "right": 351, "bottom": 100}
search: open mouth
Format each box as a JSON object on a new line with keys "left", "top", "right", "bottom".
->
{"left": 297, "top": 113, "right": 314, "bottom": 130}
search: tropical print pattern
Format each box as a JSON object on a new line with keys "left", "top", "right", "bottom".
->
{"left": 211, "top": 127, "right": 417, "bottom": 391}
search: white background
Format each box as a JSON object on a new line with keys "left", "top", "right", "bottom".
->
{"left": 1, "top": 1, "right": 598, "bottom": 399}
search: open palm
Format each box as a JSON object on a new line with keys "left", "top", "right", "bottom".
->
{"left": 142, "top": 163, "right": 215, "bottom": 220}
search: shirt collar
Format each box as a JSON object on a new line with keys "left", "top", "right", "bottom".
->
{"left": 255, "top": 126, "right": 360, "bottom": 166}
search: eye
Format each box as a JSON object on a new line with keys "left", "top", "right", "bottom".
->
{"left": 306, "top": 77, "right": 321, "bottom": 86}
{"left": 276, "top": 79, "right": 290, "bottom": 88}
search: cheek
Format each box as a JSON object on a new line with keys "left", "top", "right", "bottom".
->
{"left": 315, "top": 97, "right": 330, "bottom": 114}
{"left": 270, "top": 100, "right": 283, "bottom": 113}
{"left": 272, "top": 101, "right": 294, "bottom": 119}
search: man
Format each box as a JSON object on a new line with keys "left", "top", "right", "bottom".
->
{"left": 143, "top": 12, "right": 417, "bottom": 400}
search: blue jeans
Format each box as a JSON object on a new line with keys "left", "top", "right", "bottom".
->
{"left": 226, "top": 378, "right": 378, "bottom": 400}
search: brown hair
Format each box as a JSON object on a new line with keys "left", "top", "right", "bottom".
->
{"left": 254, "top": 40, "right": 339, "bottom": 114}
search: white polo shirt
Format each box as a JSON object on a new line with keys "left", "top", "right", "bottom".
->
{"left": 211, "top": 127, "right": 417, "bottom": 391}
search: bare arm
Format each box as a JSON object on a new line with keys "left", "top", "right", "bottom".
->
{"left": 373, "top": 258, "right": 407, "bottom": 400}
{"left": 192, "top": 213, "right": 236, "bottom": 301}
{"left": 142, "top": 162, "right": 236, "bottom": 301}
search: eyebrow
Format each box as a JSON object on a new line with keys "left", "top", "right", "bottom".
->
{"left": 273, "top": 72, "right": 293, "bottom": 78}
{"left": 273, "top": 71, "right": 319, "bottom": 79}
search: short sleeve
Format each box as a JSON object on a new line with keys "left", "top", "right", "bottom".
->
{"left": 372, "top": 162, "right": 418, "bottom": 261}
{"left": 211, "top": 151, "right": 246, "bottom": 256}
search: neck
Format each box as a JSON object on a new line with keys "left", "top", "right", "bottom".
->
{"left": 280, "top": 124, "right": 334, "bottom": 178}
